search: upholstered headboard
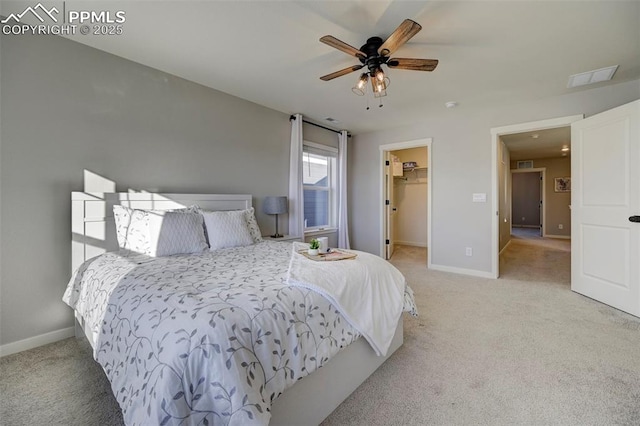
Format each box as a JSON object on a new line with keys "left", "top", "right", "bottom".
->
{"left": 71, "top": 192, "right": 252, "bottom": 271}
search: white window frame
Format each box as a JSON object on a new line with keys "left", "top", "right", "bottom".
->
{"left": 302, "top": 141, "right": 338, "bottom": 233}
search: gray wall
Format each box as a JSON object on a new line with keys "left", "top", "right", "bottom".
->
{"left": 0, "top": 34, "right": 290, "bottom": 346}
{"left": 349, "top": 80, "right": 640, "bottom": 273}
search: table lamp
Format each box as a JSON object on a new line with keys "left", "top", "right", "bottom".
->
{"left": 263, "top": 196, "right": 288, "bottom": 238}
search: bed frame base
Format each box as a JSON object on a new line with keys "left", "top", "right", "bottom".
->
{"left": 270, "top": 320, "right": 403, "bottom": 425}
{"left": 75, "top": 315, "right": 403, "bottom": 426}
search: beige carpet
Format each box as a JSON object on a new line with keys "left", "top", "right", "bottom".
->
{"left": 2, "top": 242, "right": 639, "bottom": 425}
{"left": 322, "top": 243, "right": 640, "bottom": 425}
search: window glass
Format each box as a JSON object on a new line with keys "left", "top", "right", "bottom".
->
{"left": 303, "top": 152, "right": 329, "bottom": 187}
{"left": 304, "top": 189, "right": 329, "bottom": 228}
{"left": 302, "top": 146, "right": 335, "bottom": 230}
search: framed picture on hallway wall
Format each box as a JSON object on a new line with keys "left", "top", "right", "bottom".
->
{"left": 554, "top": 177, "right": 571, "bottom": 192}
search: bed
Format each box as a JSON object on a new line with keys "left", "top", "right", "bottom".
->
{"left": 65, "top": 192, "right": 415, "bottom": 425}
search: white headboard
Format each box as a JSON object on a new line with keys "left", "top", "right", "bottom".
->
{"left": 71, "top": 192, "right": 252, "bottom": 271}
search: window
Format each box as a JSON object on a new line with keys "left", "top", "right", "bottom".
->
{"left": 303, "top": 142, "right": 337, "bottom": 231}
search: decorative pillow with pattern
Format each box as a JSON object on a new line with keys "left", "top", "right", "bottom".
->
{"left": 113, "top": 205, "right": 200, "bottom": 254}
{"left": 147, "top": 211, "right": 208, "bottom": 257}
{"left": 202, "top": 210, "right": 254, "bottom": 250}
{"left": 113, "top": 205, "right": 150, "bottom": 254}
{"left": 244, "top": 207, "right": 263, "bottom": 243}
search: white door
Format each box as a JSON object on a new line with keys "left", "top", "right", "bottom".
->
{"left": 571, "top": 100, "right": 640, "bottom": 317}
{"left": 384, "top": 152, "right": 396, "bottom": 259}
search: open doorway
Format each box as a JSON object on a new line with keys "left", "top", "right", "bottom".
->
{"left": 491, "top": 115, "right": 582, "bottom": 278}
{"left": 379, "top": 138, "right": 432, "bottom": 266}
{"left": 511, "top": 168, "right": 545, "bottom": 238}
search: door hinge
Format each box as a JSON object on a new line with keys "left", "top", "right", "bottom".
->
{"left": 385, "top": 200, "right": 390, "bottom": 205}
{"left": 385, "top": 160, "right": 390, "bottom": 166}
{"left": 385, "top": 239, "right": 390, "bottom": 245}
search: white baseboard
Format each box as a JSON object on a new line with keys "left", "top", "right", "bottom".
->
{"left": 499, "top": 240, "right": 512, "bottom": 255}
{"left": 395, "top": 241, "right": 427, "bottom": 248}
{"left": 429, "top": 263, "right": 496, "bottom": 279}
{"left": 0, "top": 326, "right": 75, "bottom": 358}
{"left": 545, "top": 234, "right": 571, "bottom": 240}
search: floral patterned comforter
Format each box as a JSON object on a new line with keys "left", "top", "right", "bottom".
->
{"left": 63, "top": 241, "right": 416, "bottom": 425}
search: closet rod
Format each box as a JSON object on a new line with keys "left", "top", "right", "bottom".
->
{"left": 289, "top": 115, "right": 351, "bottom": 138}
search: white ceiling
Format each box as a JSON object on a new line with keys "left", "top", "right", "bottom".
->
{"left": 501, "top": 127, "right": 571, "bottom": 161}
{"left": 3, "top": 1, "right": 639, "bottom": 134}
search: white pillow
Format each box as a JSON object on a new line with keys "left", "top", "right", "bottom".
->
{"left": 244, "top": 207, "right": 263, "bottom": 243}
{"left": 147, "top": 211, "right": 208, "bottom": 257}
{"left": 202, "top": 210, "right": 254, "bottom": 250}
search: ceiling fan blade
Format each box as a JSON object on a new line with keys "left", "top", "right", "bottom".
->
{"left": 387, "top": 58, "right": 438, "bottom": 71}
{"left": 320, "top": 35, "right": 366, "bottom": 59}
{"left": 378, "top": 19, "right": 422, "bottom": 56}
{"left": 320, "top": 64, "right": 364, "bottom": 81}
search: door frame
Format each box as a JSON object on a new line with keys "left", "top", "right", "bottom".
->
{"left": 511, "top": 168, "right": 546, "bottom": 237}
{"left": 491, "top": 115, "right": 583, "bottom": 278}
{"left": 379, "top": 138, "right": 432, "bottom": 266}
{"left": 384, "top": 150, "right": 395, "bottom": 259}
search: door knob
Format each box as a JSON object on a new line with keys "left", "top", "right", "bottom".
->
{"left": 630, "top": 216, "right": 640, "bottom": 223}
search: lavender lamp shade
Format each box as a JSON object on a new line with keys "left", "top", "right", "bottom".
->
{"left": 263, "top": 196, "right": 287, "bottom": 238}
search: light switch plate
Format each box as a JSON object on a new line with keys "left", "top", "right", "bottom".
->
{"left": 472, "top": 193, "right": 487, "bottom": 202}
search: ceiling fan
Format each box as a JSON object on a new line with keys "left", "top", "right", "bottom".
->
{"left": 319, "top": 19, "right": 438, "bottom": 99}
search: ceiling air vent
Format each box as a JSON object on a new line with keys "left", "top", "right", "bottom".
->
{"left": 567, "top": 65, "right": 618, "bottom": 88}
{"left": 517, "top": 160, "right": 533, "bottom": 169}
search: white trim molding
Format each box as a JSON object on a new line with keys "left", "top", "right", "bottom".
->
{"left": 546, "top": 234, "right": 571, "bottom": 240}
{"left": 0, "top": 326, "right": 75, "bottom": 357}
{"left": 499, "top": 239, "right": 513, "bottom": 256}
{"left": 430, "top": 264, "right": 496, "bottom": 279}
{"left": 394, "top": 241, "right": 428, "bottom": 248}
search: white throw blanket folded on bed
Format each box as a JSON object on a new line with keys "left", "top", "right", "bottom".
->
{"left": 287, "top": 242, "right": 406, "bottom": 356}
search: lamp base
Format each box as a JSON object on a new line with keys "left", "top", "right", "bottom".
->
{"left": 270, "top": 234, "right": 284, "bottom": 238}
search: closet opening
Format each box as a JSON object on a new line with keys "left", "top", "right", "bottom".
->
{"left": 379, "top": 138, "right": 432, "bottom": 266}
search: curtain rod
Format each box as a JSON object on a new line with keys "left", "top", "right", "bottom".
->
{"left": 289, "top": 115, "right": 352, "bottom": 138}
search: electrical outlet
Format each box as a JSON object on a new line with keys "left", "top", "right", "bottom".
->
{"left": 465, "top": 247, "right": 473, "bottom": 256}
{"left": 558, "top": 224, "right": 563, "bottom": 230}
{"left": 522, "top": 217, "right": 525, "bottom": 221}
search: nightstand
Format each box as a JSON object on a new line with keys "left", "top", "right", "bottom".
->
{"left": 262, "top": 235, "right": 301, "bottom": 242}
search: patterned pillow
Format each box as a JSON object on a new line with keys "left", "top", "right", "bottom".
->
{"left": 147, "top": 211, "right": 208, "bottom": 257}
{"left": 113, "top": 205, "right": 199, "bottom": 254}
{"left": 113, "top": 205, "right": 150, "bottom": 254}
{"left": 202, "top": 210, "right": 254, "bottom": 250}
{"left": 244, "top": 207, "right": 263, "bottom": 243}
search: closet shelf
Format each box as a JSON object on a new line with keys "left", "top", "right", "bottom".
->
{"left": 402, "top": 166, "right": 427, "bottom": 172}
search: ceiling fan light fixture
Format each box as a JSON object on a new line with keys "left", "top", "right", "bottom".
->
{"left": 372, "top": 78, "right": 388, "bottom": 98}
{"left": 352, "top": 73, "right": 369, "bottom": 96}
{"left": 319, "top": 18, "right": 438, "bottom": 104}
{"left": 373, "top": 89, "right": 387, "bottom": 98}
{"left": 374, "top": 67, "right": 385, "bottom": 82}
